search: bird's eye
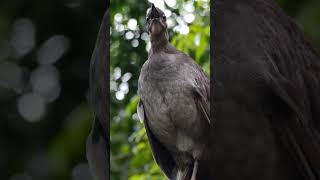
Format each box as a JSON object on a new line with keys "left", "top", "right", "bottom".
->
{"left": 162, "top": 16, "right": 166, "bottom": 20}
{"left": 146, "top": 17, "right": 150, "bottom": 22}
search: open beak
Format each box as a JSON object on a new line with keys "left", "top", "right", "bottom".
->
{"left": 150, "top": 4, "right": 160, "bottom": 20}
{"left": 148, "top": 4, "right": 165, "bottom": 34}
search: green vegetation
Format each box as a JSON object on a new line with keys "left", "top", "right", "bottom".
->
{"left": 0, "top": 0, "right": 319, "bottom": 179}
{"left": 110, "top": 1, "right": 209, "bottom": 179}
{"left": 109, "top": 0, "right": 320, "bottom": 179}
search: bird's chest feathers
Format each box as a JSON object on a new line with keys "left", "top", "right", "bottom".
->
{"left": 139, "top": 53, "right": 195, "bottom": 116}
{"left": 140, "top": 69, "right": 196, "bottom": 122}
{"left": 140, "top": 52, "right": 189, "bottom": 98}
{"left": 139, "top": 53, "right": 201, "bottom": 152}
{"left": 143, "top": 53, "right": 180, "bottom": 78}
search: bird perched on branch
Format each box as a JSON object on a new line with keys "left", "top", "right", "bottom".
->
{"left": 137, "top": 4, "right": 210, "bottom": 180}
{"left": 212, "top": 0, "right": 320, "bottom": 179}
{"left": 86, "top": 9, "right": 109, "bottom": 180}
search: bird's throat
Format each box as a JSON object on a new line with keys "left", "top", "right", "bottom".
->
{"left": 150, "top": 31, "right": 169, "bottom": 52}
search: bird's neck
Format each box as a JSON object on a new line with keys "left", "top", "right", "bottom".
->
{"left": 150, "top": 31, "right": 169, "bottom": 53}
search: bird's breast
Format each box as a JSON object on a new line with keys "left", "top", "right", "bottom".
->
{"left": 138, "top": 63, "right": 203, "bottom": 153}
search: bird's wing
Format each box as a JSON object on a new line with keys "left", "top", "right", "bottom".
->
{"left": 183, "top": 56, "right": 211, "bottom": 126}
{"left": 86, "top": 9, "right": 109, "bottom": 180}
{"left": 267, "top": 71, "right": 320, "bottom": 180}
{"left": 192, "top": 69, "right": 210, "bottom": 126}
{"left": 137, "top": 100, "right": 176, "bottom": 179}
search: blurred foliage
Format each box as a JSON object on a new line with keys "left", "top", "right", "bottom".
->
{"left": 110, "top": 0, "right": 320, "bottom": 180}
{"left": 0, "top": 0, "right": 106, "bottom": 180}
{"left": 110, "top": 0, "right": 208, "bottom": 179}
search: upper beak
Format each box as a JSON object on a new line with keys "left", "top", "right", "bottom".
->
{"left": 150, "top": 4, "right": 160, "bottom": 19}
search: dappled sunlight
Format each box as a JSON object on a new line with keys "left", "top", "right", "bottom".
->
{"left": 110, "top": 0, "right": 210, "bottom": 179}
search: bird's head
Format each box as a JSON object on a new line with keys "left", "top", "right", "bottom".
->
{"left": 146, "top": 4, "right": 167, "bottom": 35}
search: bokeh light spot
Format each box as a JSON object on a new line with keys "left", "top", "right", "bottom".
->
{"left": 11, "top": 18, "right": 35, "bottom": 58}
{"left": 125, "top": 31, "right": 134, "bottom": 40}
{"left": 127, "top": 19, "right": 138, "bottom": 31}
{"left": 115, "top": 91, "right": 125, "bottom": 100}
{"left": 114, "top": 13, "right": 123, "bottom": 23}
{"left": 37, "top": 35, "right": 70, "bottom": 65}
{"left": 30, "top": 65, "right": 61, "bottom": 103}
{"left": 17, "top": 92, "right": 46, "bottom": 122}
{"left": 131, "top": 39, "right": 139, "bottom": 47}
{"left": 184, "top": 13, "right": 195, "bottom": 23}
{"left": 164, "top": 0, "right": 176, "bottom": 8}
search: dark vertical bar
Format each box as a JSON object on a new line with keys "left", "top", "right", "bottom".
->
{"left": 86, "top": 0, "right": 110, "bottom": 179}
{"left": 210, "top": 0, "right": 214, "bottom": 125}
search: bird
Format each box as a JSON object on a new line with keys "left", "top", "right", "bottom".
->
{"left": 137, "top": 4, "right": 210, "bottom": 180}
{"left": 86, "top": 9, "right": 109, "bottom": 180}
{"left": 212, "top": 0, "right": 320, "bottom": 179}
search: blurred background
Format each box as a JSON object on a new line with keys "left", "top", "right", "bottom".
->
{"left": 1, "top": 0, "right": 320, "bottom": 180}
{"left": 110, "top": 0, "right": 209, "bottom": 179}
{"left": 0, "top": 0, "right": 106, "bottom": 180}
{"left": 110, "top": 0, "right": 320, "bottom": 180}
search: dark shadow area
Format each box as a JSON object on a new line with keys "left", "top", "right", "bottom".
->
{"left": 0, "top": 0, "right": 106, "bottom": 179}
